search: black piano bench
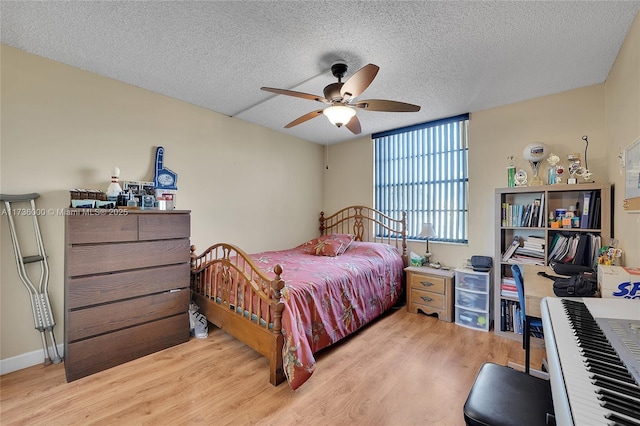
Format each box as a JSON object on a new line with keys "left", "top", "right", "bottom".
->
{"left": 463, "top": 362, "right": 555, "bottom": 426}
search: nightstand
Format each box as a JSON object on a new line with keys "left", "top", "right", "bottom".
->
{"left": 405, "top": 266, "right": 455, "bottom": 322}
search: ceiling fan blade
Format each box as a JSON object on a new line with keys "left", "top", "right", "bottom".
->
{"left": 284, "top": 109, "right": 324, "bottom": 128}
{"left": 345, "top": 115, "right": 361, "bottom": 135}
{"left": 340, "top": 64, "right": 379, "bottom": 100}
{"left": 261, "top": 87, "right": 329, "bottom": 104}
{"left": 353, "top": 99, "right": 421, "bottom": 112}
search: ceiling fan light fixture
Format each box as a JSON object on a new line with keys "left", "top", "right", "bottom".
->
{"left": 323, "top": 105, "right": 356, "bottom": 127}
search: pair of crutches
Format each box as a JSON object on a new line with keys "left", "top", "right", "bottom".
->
{"left": 1, "top": 193, "right": 62, "bottom": 365}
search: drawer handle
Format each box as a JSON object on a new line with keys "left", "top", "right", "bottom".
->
{"left": 420, "top": 281, "right": 434, "bottom": 287}
{"left": 421, "top": 296, "right": 434, "bottom": 302}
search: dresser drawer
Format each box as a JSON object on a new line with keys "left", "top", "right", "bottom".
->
{"left": 67, "top": 288, "right": 189, "bottom": 342}
{"left": 67, "top": 238, "right": 190, "bottom": 276}
{"left": 65, "top": 313, "right": 189, "bottom": 382}
{"left": 66, "top": 263, "right": 189, "bottom": 309}
{"left": 67, "top": 214, "right": 138, "bottom": 244}
{"left": 139, "top": 213, "right": 190, "bottom": 240}
{"left": 409, "top": 273, "right": 445, "bottom": 294}
{"left": 411, "top": 288, "right": 445, "bottom": 309}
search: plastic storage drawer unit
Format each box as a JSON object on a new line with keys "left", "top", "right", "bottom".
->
{"left": 455, "top": 268, "right": 492, "bottom": 332}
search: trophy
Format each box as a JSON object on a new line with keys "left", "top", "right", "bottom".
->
{"left": 555, "top": 162, "right": 565, "bottom": 184}
{"left": 514, "top": 169, "right": 528, "bottom": 187}
{"left": 567, "top": 153, "right": 582, "bottom": 184}
{"left": 523, "top": 142, "right": 548, "bottom": 186}
{"left": 546, "top": 154, "right": 559, "bottom": 184}
{"left": 507, "top": 156, "right": 516, "bottom": 187}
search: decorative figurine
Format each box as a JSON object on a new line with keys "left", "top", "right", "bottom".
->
{"left": 153, "top": 147, "right": 178, "bottom": 190}
{"left": 153, "top": 146, "right": 178, "bottom": 209}
{"left": 106, "top": 167, "right": 123, "bottom": 202}
{"left": 523, "top": 142, "right": 548, "bottom": 186}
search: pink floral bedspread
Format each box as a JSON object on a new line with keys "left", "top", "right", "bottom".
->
{"left": 250, "top": 241, "right": 404, "bottom": 389}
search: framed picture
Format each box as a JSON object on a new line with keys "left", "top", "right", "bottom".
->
{"left": 623, "top": 137, "right": 640, "bottom": 212}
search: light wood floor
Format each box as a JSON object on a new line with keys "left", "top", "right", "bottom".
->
{"left": 1, "top": 308, "right": 544, "bottom": 426}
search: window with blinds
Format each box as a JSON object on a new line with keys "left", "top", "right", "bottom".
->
{"left": 373, "top": 114, "right": 469, "bottom": 243}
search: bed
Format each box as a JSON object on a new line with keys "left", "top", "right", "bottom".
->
{"left": 189, "top": 205, "right": 407, "bottom": 389}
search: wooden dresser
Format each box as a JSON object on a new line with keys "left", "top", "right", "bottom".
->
{"left": 405, "top": 266, "right": 455, "bottom": 322}
{"left": 64, "top": 209, "right": 191, "bottom": 381}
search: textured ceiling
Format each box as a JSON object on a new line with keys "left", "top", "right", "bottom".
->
{"left": 2, "top": 1, "right": 639, "bottom": 145}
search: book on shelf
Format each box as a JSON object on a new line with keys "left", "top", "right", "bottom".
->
{"left": 521, "top": 204, "right": 531, "bottom": 227}
{"left": 501, "top": 277, "right": 516, "bottom": 286}
{"left": 508, "top": 255, "right": 545, "bottom": 265}
{"left": 501, "top": 202, "right": 507, "bottom": 227}
{"left": 501, "top": 289, "right": 519, "bottom": 298}
{"left": 501, "top": 236, "right": 521, "bottom": 261}
{"left": 524, "top": 235, "right": 545, "bottom": 246}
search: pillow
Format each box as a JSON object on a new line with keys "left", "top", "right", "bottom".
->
{"left": 299, "top": 236, "right": 344, "bottom": 257}
{"left": 326, "top": 233, "right": 355, "bottom": 255}
{"left": 299, "top": 234, "right": 356, "bottom": 256}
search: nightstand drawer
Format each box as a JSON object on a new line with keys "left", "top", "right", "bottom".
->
{"left": 412, "top": 289, "right": 445, "bottom": 309}
{"left": 409, "top": 273, "right": 445, "bottom": 294}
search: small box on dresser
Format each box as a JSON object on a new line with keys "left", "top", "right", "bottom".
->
{"left": 455, "top": 268, "right": 492, "bottom": 331}
{"left": 405, "top": 266, "right": 455, "bottom": 322}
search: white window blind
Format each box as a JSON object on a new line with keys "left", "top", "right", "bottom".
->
{"left": 373, "top": 114, "right": 469, "bottom": 243}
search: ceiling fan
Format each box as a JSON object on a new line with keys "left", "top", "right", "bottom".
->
{"left": 261, "top": 61, "right": 421, "bottom": 135}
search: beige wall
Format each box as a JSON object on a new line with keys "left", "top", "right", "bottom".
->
{"left": 606, "top": 11, "right": 640, "bottom": 265}
{"left": 322, "top": 136, "right": 373, "bottom": 214}
{"left": 0, "top": 45, "right": 324, "bottom": 360}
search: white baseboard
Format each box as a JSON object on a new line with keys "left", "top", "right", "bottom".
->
{"left": 0, "top": 344, "right": 64, "bottom": 375}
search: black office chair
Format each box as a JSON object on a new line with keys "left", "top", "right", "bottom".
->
{"left": 463, "top": 362, "right": 555, "bottom": 426}
{"left": 512, "top": 264, "right": 544, "bottom": 375}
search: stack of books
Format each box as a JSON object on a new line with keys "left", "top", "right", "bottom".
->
{"left": 500, "top": 277, "right": 518, "bottom": 298}
{"left": 502, "top": 235, "right": 545, "bottom": 265}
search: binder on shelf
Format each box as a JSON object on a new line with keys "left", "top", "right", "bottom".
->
{"left": 573, "top": 234, "right": 589, "bottom": 266}
{"left": 590, "top": 195, "right": 601, "bottom": 229}
{"left": 580, "top": 191, "right": 592, "bottom": 229}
